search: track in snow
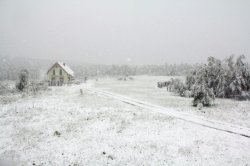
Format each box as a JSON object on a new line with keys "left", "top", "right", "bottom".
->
{"left": 84, "top": 87, "right": 250, "bottom": 138}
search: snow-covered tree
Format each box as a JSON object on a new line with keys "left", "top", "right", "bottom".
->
{"left": 228, "top": 55, "right": 250, "bottom": 98}
{"left": 191, "top": 65, "right": 215, "bottom": 106}
{"left": 16, "top": 69, "right": 29, "bottom": 91}
{"left": 185, "top": 55, "right": 250, "bottom": 105}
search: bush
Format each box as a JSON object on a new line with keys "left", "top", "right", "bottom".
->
{"left": 0, "top": 82, "right": 13, "bottom": 95}
{"left": 16, "top": 69, "right": 29, "bottom": 91}
{"left": 192, "top": 83, "right": 215, "bottom": 106}
{"left": 184, "top": 55, "right": 250, "bottom": 108}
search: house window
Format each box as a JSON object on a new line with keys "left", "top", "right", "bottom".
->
{"left": 53, "top": 69, "right": 55, "bottom": 75}
{"left": 60, "top": 69, "right": 62, "bottom": 75}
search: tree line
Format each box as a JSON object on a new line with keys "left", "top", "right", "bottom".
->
{"left": 72, "top": 63, "right": 194, "bottom": 79}
{"left": 0, "top": 55, "right": 194, "bottom": 80}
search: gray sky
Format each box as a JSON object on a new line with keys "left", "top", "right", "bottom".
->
{"left": 0, "top": 0, "right": 250, "bottom": 64}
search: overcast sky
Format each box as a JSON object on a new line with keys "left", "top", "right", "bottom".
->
{"left": 0, "top": 0, "right": 250, "bottom": 64}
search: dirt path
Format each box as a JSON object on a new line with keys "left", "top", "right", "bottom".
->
{"left": 84, "top": 87, "right": 250, "bottom": 138}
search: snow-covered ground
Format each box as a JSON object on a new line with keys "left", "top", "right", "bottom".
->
{"left": 0, "top": 80, "right": 250, "bottom": 165}
{"left": 94, "top": 76, "right": 250, "bottom": 128}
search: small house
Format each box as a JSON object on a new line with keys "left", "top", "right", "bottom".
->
{"left": 47, "top": 62, "right": 74, "bottom": 86}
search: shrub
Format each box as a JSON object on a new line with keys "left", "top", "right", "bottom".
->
{"left": 192, "top": 83, "right": 215, "bottom": 106}
{"left": 16, "top": 69, "right": 29, "bottom": 91}
{"left": 185, "top": 55, "right": 250, "bottom": 107}
{"left": 216, "top": 55, "right": 250, "bottom": 99}
{"left": 0, "top": 82, "right": 13, "bottom": 95}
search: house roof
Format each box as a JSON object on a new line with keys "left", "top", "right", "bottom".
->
{"left": 47, "top": 62, "right": 74, "bottom": 77}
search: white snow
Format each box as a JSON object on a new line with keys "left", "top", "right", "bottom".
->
{"left": 0, "top": 80, "right": 250, "bottom": 165}
{"left": 85, "top": 87, "right": 250, "bottom": 138}
{"left": 94, "top": 76, "right": 250, "bottom": 128}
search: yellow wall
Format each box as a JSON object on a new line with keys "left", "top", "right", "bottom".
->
{"left": 47, "top": 65, "right": 72, "bottom": 85}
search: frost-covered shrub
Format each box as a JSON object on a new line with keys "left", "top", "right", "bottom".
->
{"left": 238, "top": 91, "right": 250, "bottom": 100}
{"left": 16, "top": 69, "right": 29, "bottom": 91}
{"left": 28, "top": 81, "right": 48, "bottom": 93}
{"left": 168, "top": 78, "right": 186, "bottom": 95}
{"left": 197, "top": 103, "right": 203, "bottom": 110}
{"left": 0, "top": 82, "right": 15, "bottom": 95}
{"left": 163, "top": 78, "right": 190, "bottom": 97}
{"left": 0, "top": 83, "right": 9, "bottom": 95}
{"left": 0, "top": 82, "right": 20, "bottom": 104}
{"left": 228, "top": 55, "right": 250, "bottom": 97}
{"left": 185, "top": 55, "right": 250, "bottom": 103}
{"left": 216, "top": 55, "right": 250, "bottom": 99}
{"left": 184, "top": 90, "right": 192, "bottom": 98}
{"left": 187, "top": 64, "right": 215, "bottom": 107}
{"left": 186, "top": 73, "right": 196, "bottom": 91}
{"left": 15, "top": 69, "right": 48, "bottom": 94}
{"left": 192, "top": 83, "right": 215, "bottom": 106}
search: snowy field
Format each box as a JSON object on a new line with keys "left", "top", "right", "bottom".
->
{"left": 0, "top": 77, "right": 250, "bottom": 165}
{"left": 94, "top": 76, "right": 250, "bottom": 128}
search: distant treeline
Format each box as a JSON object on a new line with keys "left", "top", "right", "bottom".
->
{"left": 0, "top": 55, "right": 249, "bottom": 96}
{"left": 0, "top": 56, "right": 50, "bottom": 81}
{"left": 72, "top": 63, "right": 194, "bottom": 79}
{"left": 0, "top": 55, "right": 194, "bottom": 80}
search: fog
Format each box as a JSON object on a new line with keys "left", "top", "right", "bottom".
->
{"left": 0, "top": 0, "right": 250, "bottom": 64}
